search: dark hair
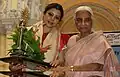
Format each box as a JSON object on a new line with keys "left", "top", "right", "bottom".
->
{"left": 44, "top": 3, "right": 64, "bottom": 21}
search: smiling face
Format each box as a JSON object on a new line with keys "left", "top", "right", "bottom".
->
{"left": 43, "top": 8, "right": 61, "bottom": 28}
{"left": 75, "top": 10, "right": 92, "bottom": 34}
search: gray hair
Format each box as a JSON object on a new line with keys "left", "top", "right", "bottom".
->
{"left": 75, "top": 6, "right": 93, "bottom": 16}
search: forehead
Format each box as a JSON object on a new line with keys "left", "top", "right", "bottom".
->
{"left": 75, "top": 10, "right": 91, "bottom": 18}
{"left": 46, "top": 8, "right": 61, "bottom": 16}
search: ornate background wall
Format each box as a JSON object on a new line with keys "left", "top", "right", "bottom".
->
{"left": 50, "top": 0, "right": 120, "bottom": 33}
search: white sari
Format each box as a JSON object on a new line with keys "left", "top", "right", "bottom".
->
{"left": 65, "top": 31, "right": 119, "bottom": 77}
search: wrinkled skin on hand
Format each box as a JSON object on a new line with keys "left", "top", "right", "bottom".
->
{"left": 9, "top": 62, "right": 26, "bottom": 72}
{"left": 35, "top": 65, "right": 48, "bottom": 72}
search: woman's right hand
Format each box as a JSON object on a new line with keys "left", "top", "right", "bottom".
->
{"left": 9, "top": 63, "right": 26, "bottom": 72}
{"left": 35, "top": 65, "right": 48, "bottom": 71}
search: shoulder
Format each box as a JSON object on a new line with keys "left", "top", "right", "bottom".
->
{"left": 67, "top": 35, "right": 78, "bottom": 48}
{"left": 96, "top": 32, "right": 111, "bottom": 48}
{"left": 68, "top": 35, "right": 77, "bottom": 41}
{"left": 93, "top": 31, "right": 107, "bottom": 43}
{"left": 98, "top": 32, "right": 109, "bottom": 44}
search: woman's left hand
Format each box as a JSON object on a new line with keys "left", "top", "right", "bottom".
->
{"left": 50, "top": 59, "right": 60, "bottom": 67}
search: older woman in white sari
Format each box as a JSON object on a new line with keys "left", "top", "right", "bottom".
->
{"left": 51, "top": 6, "right": 119, "bottom": 77}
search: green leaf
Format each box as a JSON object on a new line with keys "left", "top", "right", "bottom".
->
{"left": 8, "top": 26, "right": 45, "bottom": 61}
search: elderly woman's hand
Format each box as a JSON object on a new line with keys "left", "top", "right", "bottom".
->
{"left": 50, "top": 71, "right": 65, "bottom": 77}
{"left": 50, "top": 68, "right": 65, "bottom": 77}
{"left": 50, "top": 66, "right": 71, "bottom": 77}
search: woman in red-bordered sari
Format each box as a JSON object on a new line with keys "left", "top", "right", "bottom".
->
{"left": 29, "top": 3, "right": 70, "bottom": 64}
{"left": 9, "top": 3, "right": 70, "bottom": 74}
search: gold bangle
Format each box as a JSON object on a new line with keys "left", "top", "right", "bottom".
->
{"left": 70, "top": 66, "right": 74, "bottom": 71}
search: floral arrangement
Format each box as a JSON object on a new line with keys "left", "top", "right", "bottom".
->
{"left": 8, "top": 8, "right": 45, "bottom": 62}
{"left": 8, "top": 27, "right": 45, "bottom": 62}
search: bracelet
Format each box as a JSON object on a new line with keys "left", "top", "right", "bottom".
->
{"left": 70, "top": 66, "right": 74, "bottom": 71}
